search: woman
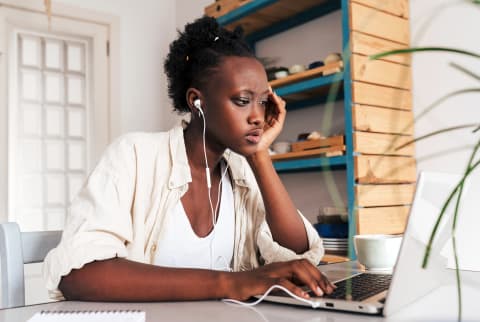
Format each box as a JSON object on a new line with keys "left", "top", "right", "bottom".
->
{"left": 43, "top": 16, "right": 335, "bottom": 302}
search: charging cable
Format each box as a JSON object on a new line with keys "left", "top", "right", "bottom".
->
{"left": 222, "top": 284, "right": 320, "bottom": 309}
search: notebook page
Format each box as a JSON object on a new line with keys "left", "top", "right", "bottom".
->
{"left": 27, "top": 310, "right": 145, "bottom": 322}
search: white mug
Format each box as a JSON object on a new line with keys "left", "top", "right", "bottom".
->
{"left": 353, "top": 234, "right": 402, "bottom": 270}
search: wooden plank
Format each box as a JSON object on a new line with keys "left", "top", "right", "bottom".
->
{"left": 291, "top": 136, "right": 344, "bottom": 152}
{"left": 352, "top": 82, "right": 412, "bottom": 110}
{"left": 270, "top": 145, "right": 345, "bottom": 160}
{"left": 224, "top": 0, "right": 328, "bottom": 36}
{"left": 352, "top": 0, "right": 409, "bottom": 18}
{"left": 205, "top": 0, "right": 252, "bottom": 18}
{"left": 351, "top": 31, "right": 411, "bottom": 65}
{"left": 321, "top": 254, "right": 350, "bottom": 264}
{"left": 355, "top": 184, "right": 415, "bottom": 207}
{"left": 354, "top": 132, "right": 414, "bottom": 156}
{"left": 356, "top": 206, "right": 410, "bottom": 234}
{"left": 354, "top": 155, "right": 416, "bottom": 183}
{"left": 351, "top": 54, "right": 411, "bottom": 90}
{"left": 269, "top": 61, "right": 343, "bottom": 88}
{"left": 350, "top": 2, "right": 410, "bottom": 44}
{"left": 352, "top": 104, "right": 414, "bottom": 135}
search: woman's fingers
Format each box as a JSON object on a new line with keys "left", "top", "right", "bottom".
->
{"left": 276, "top": 278, "right": 310, "bottom": 299}
{"left": 238, "top": 260, "right": 337, "bottom": 300}
{"left": 287, "top": 260, "right": 336, "bottom": 296}
{"left": 266, "top": 86, "right": 285, "bottom": 126}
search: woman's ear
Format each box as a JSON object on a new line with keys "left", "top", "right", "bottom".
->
{"left": 186, "top": 88, "right": 202, "bottom": 114}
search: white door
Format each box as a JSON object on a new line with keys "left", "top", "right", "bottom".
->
{"left": 0, "top": 6, "right": 110, "bottom": 231}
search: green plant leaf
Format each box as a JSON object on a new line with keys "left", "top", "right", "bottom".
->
{"left": 370, "top": 47, "right": 480, "bottom": 60}
{"left": 450, "top": 62, "right": 480, "bottom": 81}
{"left": 422, "top": 137, "right": 480, "bottom": 321}
{"left": 422, "top": 157, "right": 480, "bottom": 269}
{"left": 395, "top": 124, "right": 480, "bottom": 151}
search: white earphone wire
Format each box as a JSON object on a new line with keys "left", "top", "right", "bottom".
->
{"left": 197, "top": 101, "right": 230, "bottom": 270}
{"left": 222, "top": 284, "right": 320, "bottom": 308}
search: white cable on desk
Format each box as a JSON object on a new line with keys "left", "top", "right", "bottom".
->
{"left": 222, "top": 284, "right": 320, "bottom": 308}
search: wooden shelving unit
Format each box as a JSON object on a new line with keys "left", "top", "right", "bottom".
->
{"left": 209, "top": 0, "right": 415, "bottom": 258}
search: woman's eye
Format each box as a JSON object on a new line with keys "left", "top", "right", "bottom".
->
{"left": 259, "top": 100, "right": 268, "bottom": 107}
{"left": 234, "top": 98, "right": 250, "bottom": 106}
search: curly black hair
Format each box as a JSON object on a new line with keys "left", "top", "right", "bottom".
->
{"left": 164, "top": 16, "right": 255, "bottom": 113}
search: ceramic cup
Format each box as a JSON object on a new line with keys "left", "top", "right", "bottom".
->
{"left": 272, "top": 141, "right": 291, "bottom": 154}
{"left": 353, "top": 234, "right": 402, "bottom": 270}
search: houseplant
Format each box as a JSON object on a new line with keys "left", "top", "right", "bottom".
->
{"left": 370, "top": 2, "right": 480, "bottom": 320}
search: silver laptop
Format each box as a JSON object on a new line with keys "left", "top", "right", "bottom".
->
{"left": 262, "top": 171, "right": 469, "bottom": 315}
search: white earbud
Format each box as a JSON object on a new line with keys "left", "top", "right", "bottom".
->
{"left": 194, "top": 99, "right": 204, "bottom": 117}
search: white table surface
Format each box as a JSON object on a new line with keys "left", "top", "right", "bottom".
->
{"left": 1, "top": 262, "right": 479, "bottom": 322}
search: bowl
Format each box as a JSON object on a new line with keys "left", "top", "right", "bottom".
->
{"left": 324, "top": 52, "right": 342, "bottom": 64}
{"left": 274, "top": 70, "right": 289, "bottom": 79}
{"left": 288, "top": 64, "right": 306, "bottom": 74}
{"left": 308, "top": 60, "right": 325, "bottom": 69}
{"left": 353, "top": 234, "right": 402, "bottom": 270}
{"left": 272, "top": 141, "right": 291, "bottom": 154}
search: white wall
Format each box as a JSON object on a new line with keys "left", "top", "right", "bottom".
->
{"left": 410, "top": 0, "right": 480, "bottom": 174}
{"left": 176, "top": 0, "right": 211, "bottom": 31}
{"left": 53, "top": 0, "right": 178, "bottom": 133}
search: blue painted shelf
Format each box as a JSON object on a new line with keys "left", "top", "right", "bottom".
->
{"left": 274, "top": 72, "right": 343, "bottom": 97}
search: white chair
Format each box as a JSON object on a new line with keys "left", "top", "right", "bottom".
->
{"left": 0, "top": 222, "right": 61, "bottom": 308}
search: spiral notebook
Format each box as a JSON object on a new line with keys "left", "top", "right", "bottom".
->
{"left": 27, "top": 310, "right": 145, "bottom": 322}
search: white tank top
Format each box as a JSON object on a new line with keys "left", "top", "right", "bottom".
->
{"left": 153, "top": 164, "right": 235, "bottom": 271}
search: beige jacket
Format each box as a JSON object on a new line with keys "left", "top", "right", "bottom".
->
{"left": 43, "top": 125, "right": 324, "bottom": 299}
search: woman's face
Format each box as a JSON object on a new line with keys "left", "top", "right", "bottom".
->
{"left": 200, "top": 56, "right": 270, "bottom": 156}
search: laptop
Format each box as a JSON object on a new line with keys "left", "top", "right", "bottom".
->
{"left": 262, "top": 171, "right": 469, "bottom": 315}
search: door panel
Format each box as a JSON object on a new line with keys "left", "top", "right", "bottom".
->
{"left": 0, "top": 6, "right": 110, "bottom": 231}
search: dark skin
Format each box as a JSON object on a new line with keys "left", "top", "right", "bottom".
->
{"left": 59, "top": 56, "right": 335, "bottom": 302}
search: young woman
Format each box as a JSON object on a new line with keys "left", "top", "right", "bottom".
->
{"left": 43, "top": 16, "right": 335, "bottom": 302}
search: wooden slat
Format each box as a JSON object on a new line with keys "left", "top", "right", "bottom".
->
{"left": 356, "top": 184, "right": 415, "bottom": 207}
{"left": 356, "top": 206, "right": 410, "bottom": 234}
{"left": 354, "top": 132, "right": 414, "bottom": 156}
{"left": 224, "top": 0, "right": 329, "bottom": 35}
{"left": 270, "top": 145, "right": 345, "bottom": 160}
{"left": 352, "top": 0, "right": 409, "bottom": 18}
{"left": 355, "top": 155, "right": 416, "bottom": 183}
{"left": 351, "top": 54, "right": 411, "bottom": 90}
{"left": 350, "top": 2, "right": 410, "bottom": 44}
{"left": 205, "top": 0, "right": 253, "bottom": 18}
{"left": 291, "top": 136, "right": 344, "bottom": 152}
{"left": 352, "top": 104, "right": 414, "bottom": 135}
{"left": 351, "top": 31, "right": 411, "bottom": 65}
{"left": 322, "top": 254, "right": 350, "bottom": 264}
{"left": 352, "top": 82, "right": 412, "bottom": 110}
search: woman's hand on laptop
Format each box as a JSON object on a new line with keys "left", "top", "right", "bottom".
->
{"left": 228, "top": 259, "right": 336, "bottom": 300}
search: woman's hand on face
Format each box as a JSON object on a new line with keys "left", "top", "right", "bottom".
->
{"left": 227, "top": 259, "right": 336, "bottom": 301}
{"left": 256, "top": 88, "right": 286, "bottom": 153}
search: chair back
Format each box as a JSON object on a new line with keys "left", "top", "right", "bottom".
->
{"left": 0, "top": 222, "right": 61, "bottom": 308}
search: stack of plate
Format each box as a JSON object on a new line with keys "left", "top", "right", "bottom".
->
{"left": 322, "top": 237, "right": 348, "bottom": 255}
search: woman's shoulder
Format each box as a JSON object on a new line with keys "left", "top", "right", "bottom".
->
{"left": 97, "top": 129, "right": 177, "bottom": 168}
{"left": 107, "top": 128, "right": 179, "bottom": 154}
{"left": 112, "top": 130, "right": 170, "bottom": 147}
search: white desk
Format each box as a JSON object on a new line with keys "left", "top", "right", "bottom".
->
{"left": 1, "top": 262, "right": 479, "bottom": 322}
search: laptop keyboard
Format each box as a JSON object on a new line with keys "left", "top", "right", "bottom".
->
{"left": 310, "top": 273, "right": 392, "bottom": 301}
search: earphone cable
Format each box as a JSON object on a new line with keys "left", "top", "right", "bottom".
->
{"left": 200, "top": 110, "right": 231, "bottom": 270}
